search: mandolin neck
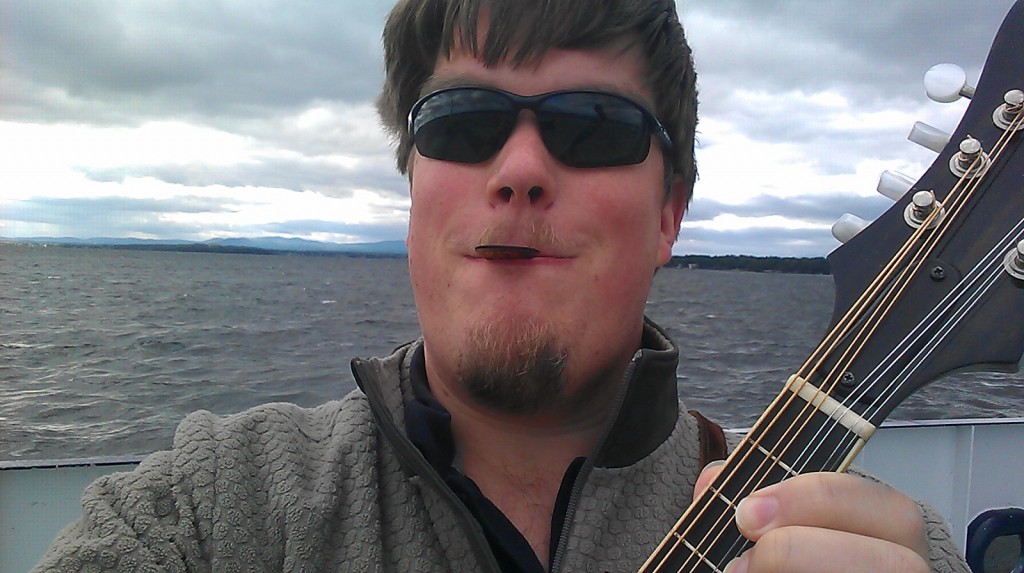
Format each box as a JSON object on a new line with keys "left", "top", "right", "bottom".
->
{"left": 639, "top": 376, "right": 875, "bottom": 573}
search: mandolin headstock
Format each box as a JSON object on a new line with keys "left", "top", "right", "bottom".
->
{"left": 824, "top": 0, "right": 1024, "bottom": 422}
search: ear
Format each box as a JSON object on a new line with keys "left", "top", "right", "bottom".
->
{"left": 657, "top": 177, "right": 690, "bottom": 266}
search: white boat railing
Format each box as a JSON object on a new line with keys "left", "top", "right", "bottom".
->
{"left": 3, "top": 418, "right": 1022, "bottom": 572}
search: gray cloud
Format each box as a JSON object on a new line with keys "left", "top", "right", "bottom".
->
{"left": 685, "top": 0, "right": 1015, "bottom": 109}
{"left": 3, "top": 196, "right": 235, "bottom": 238}
{"left": 263, "top": 219, "right": 408, "bottom": 242}
{"left": 82, "top": 155, "right": 408, "bottom": 199}
{"left": 687, "top": 193, "right": 891, "bottom": 225}
{"left": 2, "top": 0, "right": 1018, "bottom": 255}
{"left": 2, "top": 1, "right": 391, "bottom": 125}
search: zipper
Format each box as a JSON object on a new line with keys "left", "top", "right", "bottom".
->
{"left": 351, "top": 357, "right": 503, "bottom": 573}
{"left": 549, "top": 350, "right": 643, "bottom": 573}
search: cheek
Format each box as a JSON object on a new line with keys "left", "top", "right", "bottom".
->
{"left": 589, "top": 186, "right": 665, "bottom": 256}
{"left": 409, "top": 160, "right": 470, "bottom": 226}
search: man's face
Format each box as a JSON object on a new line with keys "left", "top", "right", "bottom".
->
{"left": 406, "top": 43, "right": 686, "bottom": 418}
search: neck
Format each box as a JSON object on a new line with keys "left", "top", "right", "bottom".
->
{"left": 433, "top": 368, "right": 611, "bottom": 475}
{"left": 429, "top": 374, "right": 612, "bottom": 568}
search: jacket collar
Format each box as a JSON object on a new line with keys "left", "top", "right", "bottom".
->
{"left": 352, "top": 316, "right": 680, "bottom": 470}
{"left": 593, "top": 317, "right": 680, "bottom": 468}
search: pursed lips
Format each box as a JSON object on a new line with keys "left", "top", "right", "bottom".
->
{"left": 474, "top": 245, "right": 541, "bottom": 260}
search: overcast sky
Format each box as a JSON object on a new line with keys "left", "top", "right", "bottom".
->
{"left": 1, "top": 0, "right": 1017, "bottom": 256}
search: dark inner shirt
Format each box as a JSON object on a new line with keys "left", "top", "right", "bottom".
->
{"left": 404, "top": 347, "right": 585, "bottom": 573}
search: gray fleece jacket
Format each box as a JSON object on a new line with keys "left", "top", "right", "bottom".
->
{"left": 34, "top": 321, "right": 968, "bottom": 572}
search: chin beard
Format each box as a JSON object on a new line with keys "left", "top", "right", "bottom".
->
{"left": 457, "top": 320, "right": 568, "bottom": 415}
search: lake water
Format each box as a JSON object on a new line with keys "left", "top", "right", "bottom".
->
{"left": 2, "top": 244, "right": 1022, "bottom": 461}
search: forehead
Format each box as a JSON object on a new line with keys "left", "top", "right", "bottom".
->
{"left": 425, "top": 42, "right": 654, "bottom": 108}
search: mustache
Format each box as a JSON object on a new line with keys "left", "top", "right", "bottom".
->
{"left": 474, "top": 220, "right": 566, "bottom": 251}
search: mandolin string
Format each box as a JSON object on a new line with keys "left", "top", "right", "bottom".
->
{"left": 788, "top": 129, "right": 1006, "bottom": 476}
{"left": 816, "top": 113, "right": 1024, "bottom": 474}
{"left": 638, "top": 385, "right": 816, "bottom": 571}
{"left": 728, "top": 107, "right": 1024, "bottom": 566}
{"left": 644, "top": 105, "right": 1024, "bottom": 573}
{"left": 798, "top": 164, "right": 991, "bottom": 477}
{"left": 788, "top": 111, "right": 1023, "bottom": 505}
{"left": 643, "top": 184, "right": 978, "bottom": 571}
{"left": 643, "top": 108, "right": 1019, "bottom": 573}
{"left": 708, "top": 226, "right": 947, "bottom": 568}
{"left": 808, "top": 110, "right": 1023, "bottom": 474}
{"left": 641, "top": 203, "right": 948, "bottom": 572}
{"left": 669, "top": 181, "right": 960, "bottom": 570}
{"left": 645, "top": 266, "right": 934, "bottom": 573}
{"left": 698, "top": 153, "right": 986, "bottom": 567}
{"left": 779, "top": 108, "right": 1024, "bottom": 483}
{"left": 741, "top": 100, "right": 1024, "bottom": 573}
{"left": 642, "top": 222, "right": 949, "bottom": 573}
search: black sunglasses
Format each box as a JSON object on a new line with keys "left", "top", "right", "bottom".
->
{"left": 408, "top": 86, "right": 673, "bottom": 168}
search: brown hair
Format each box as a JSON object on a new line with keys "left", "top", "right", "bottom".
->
{"left": 376, "top": 0, "right": 698, "bottom": 194}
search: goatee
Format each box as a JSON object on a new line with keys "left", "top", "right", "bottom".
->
{"left": 457, "top": 320, "right": 568, "bottom": 415}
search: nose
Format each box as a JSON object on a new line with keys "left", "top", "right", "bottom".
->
{"left": 487, "top": 115, "right": 557, "bottom": 209}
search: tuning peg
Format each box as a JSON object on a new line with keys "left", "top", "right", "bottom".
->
{"left": 908, "top": 122, "right": 951, "bottom": 153}
{"left": 832, "top": 213, "right": 870, "bottom": 243}
{"left": 877, "top": 170, "right": 915, "bottom": 201}
{"left": 924, "top": 63, "right": 976, "bottom": 103}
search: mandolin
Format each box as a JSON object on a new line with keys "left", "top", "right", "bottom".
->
{"left": 640, "top": 2, "right": 1024, "bottom": 572}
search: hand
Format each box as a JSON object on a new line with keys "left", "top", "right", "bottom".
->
{"left": 694, "top": 464, "right": 930, "bottom": 573}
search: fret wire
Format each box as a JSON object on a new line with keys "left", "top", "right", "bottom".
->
{"left": 671, "top": 533, "right": 727, "bottom": 573}
{"left": 753, "top": 441, "right": 800, "bottom": 478}
{"left": 660, "top": 395, "right": 837, "bottom": 570}
{"left": 647, "top": 400, "right": 853, "bottom": 572}
{"left": 646, "top": 396, "right": 869, "bottom": 573}
{"left": 641, "top": 386, "right": 813, "bottom": 572}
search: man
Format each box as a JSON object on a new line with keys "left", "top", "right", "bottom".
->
{"left": 35, "top": 0, "right": 969, "bottom": 571}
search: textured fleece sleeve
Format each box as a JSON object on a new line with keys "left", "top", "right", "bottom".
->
{"left": 920, "top": 501, "right": 971, "bottom": 573}
{"left": 31, "top": 449, "right": 200, "bottom": 573}
{"left": 847, "top": 467, "right": 969, "bottom": 573}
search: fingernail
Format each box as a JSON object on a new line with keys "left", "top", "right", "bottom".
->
{"left": 723, "top": 553, "right": 749, "bottom": 573}
{"left": 735, "top": 495, "right": 778, "bottom": 534}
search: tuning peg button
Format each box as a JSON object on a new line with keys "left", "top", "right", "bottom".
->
{"left": 908, "top": 122, "right": 951, "bottom": 153}
{"left": 877, "top": 170, "right": 915, "bottom": 201}
{"left": 832, "top": 213, "right": 869, "bottom": 243}
{"left": 924, "top": 63, "right": 976, "bottom": 103}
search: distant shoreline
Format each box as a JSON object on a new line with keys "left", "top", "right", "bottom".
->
{"left": 2, "top": 241, "right": 406, "bottom": 259}
{"left": 1, "top": 239, "right": 830, "bottom": 274}
{"left": 664, "top": 254, "right": 829, "bottom": 275}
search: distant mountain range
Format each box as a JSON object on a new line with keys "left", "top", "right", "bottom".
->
{"left": 0, "top": 236, "right": 408, "bottom": 256}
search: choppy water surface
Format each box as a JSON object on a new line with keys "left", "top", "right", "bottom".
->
{"left": 2, "top": 244, "right": 1022, "bottom": 460}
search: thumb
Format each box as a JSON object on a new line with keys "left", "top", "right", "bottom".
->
{"left": 694, "top": 460, "right": 726, "bottom": 499}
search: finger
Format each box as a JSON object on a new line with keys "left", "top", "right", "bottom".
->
{"left": 734, "top": 472, "right": 928, "bottom": 560}
{"left": 694, "top": 461, "right": 725, "bottom": 497}
{"left": 724, "top": 526, "right": 929, "bottom": 573}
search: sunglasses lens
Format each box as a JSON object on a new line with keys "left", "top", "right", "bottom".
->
{"left": 540, "top": 93, "right": 650, "bottom": 167}
{"left": 411, "top": 88, "right": 658, "bottom": 167}
{"left": 412, "top": 90, "right": 516, "bottom": 163}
